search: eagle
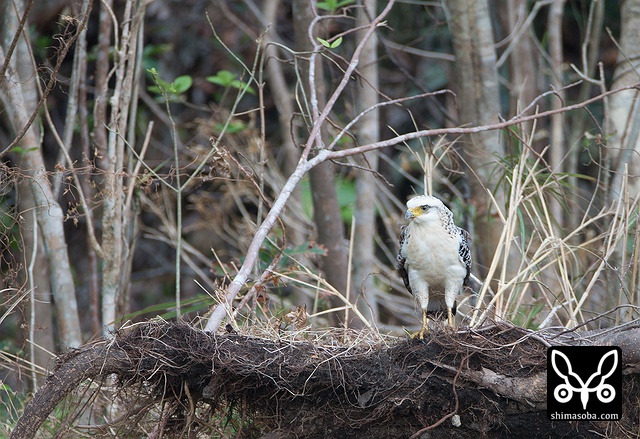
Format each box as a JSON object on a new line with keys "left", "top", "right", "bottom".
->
{"left": 397, "top": 195, "right": 471, "bottom": 339}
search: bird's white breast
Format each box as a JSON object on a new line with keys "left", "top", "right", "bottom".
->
{"left": 403, "top": 221, "right": 466, "bottom": 288}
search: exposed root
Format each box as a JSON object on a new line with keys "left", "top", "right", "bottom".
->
{"left": 11, "top": 320, "right": 640, "bottom": 438}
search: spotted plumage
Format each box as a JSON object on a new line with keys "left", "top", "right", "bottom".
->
{"left": 397, "top": 195, "right": 471, "bottom": 338}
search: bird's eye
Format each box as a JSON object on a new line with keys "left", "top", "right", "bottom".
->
{"left": 421, "top": 205, "right": 429, "bottom": 211}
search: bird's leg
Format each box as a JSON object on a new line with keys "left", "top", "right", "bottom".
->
{"left": 411, "top": 309, "right": 429, "bottom": 340}
{"left": 447, "top": 307, "right": 455, "bottom": 329}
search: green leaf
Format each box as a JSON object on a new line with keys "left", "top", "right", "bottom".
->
{"left": 9, "top": 146, "right": 38, "bottom": 156}
{"left": 207, "top": 70, "right": 255, "bottom": 94}
{"left": 142, "top": 44, "right": 171, "bottom": 71}
{"left": 336, "top": 0, "right": 355, "bottom": 7}
{"left": 231, "top": 79, "right": 255, "bottom": 94}
{"left": 329, "top": 36, "right": 343, "bottom": 49}
{"left": 120, "top": 295, "right": 213, "bottom": 321}
{"left": 284, "top": 242, "right": 327, "bottom": 258}
{"left": 148, "top": 84, "right": 169, "bottom": 94}
{"left": 317, "top": 36, "right": 342, "bottom": 49}
{"left": 146, "top": 70, "right": 192, "bottom": 97}
{"left": 172, "top": 75, "right": 193, "bottom": 94}
{"left": 317, "top": 37, "right": 331, "bottom": 48}
{"left": 317, "top": 0, "right": 354, "bottom": 12}
{"left": 316, "top": 1, "right": 335, "bottom": 11}
{"left": 206, "top": 69, "right": 237, "bottom": 87}
{"left": 214, "top": 121, "right": 246, "bottom": 135}
{"left": 257, "top": 240, "right": 328, "bottom": 272}
{"left": 299, "top": 176, "right": 356, "bottom": 223}
{"left": 146, "top": 69, "right": 172, "bottom": 95}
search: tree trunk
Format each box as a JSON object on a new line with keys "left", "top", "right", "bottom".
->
{"left": 604, "top": 0, "right": 640, "bottom": 322}
{"left": 0, "top": 3, "right": 82, "bottom": 348}
{"left": 446, "top": 0, "right": 506, "bottom": 287}
{"left": 548, "top": 0, "right": 567, "bottom": 227}
{"left": 263, "top": 0, "right": 300, "bottom": 181}
{"left": 100, "top": 0, "right": 145, "bottom": 335}
{"left": 293, "top": 0, "right": 348, "bottom": 323}
{"left": 19, "top": 179, "right": 55, "bottom": 390}
{"left": 609, "top": 0, "right": 640, "bottom": 200}
{"left": 504, "top": 0, "right": 540, "bottom": 135}
{"left": 352, "top": 0, "right": 381, "bottom": 328}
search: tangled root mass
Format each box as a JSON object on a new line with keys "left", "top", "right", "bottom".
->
{"left": 12, "top": 321, "right": 640, "bottom": 438}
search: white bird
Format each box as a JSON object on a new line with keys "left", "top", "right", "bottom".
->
{"left": 397, "top": 195, "right": 471, "bottom": 339}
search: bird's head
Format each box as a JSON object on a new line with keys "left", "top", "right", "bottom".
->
{"left": 404, "top": 195, "right": 445, "bottom": 222}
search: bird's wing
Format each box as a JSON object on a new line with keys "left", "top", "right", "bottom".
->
{"left": 397, "top": 225, "right": 413, "bottom": 294}
{"left": 458, "top": 227, "right": 472, "bottom": 286}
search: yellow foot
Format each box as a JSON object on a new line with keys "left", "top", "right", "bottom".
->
{"left": 410, "top": 328, "right": 428, "bottom": 340}
{"left": 447, "top": 307, "right": 455, "bottom": 330}
{"left": 411, "top": 310, "right": 430, "bottom": 340}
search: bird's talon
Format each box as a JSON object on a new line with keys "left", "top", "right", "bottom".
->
{"left": 410, "top": 326, "right": 429, "bottom": 340}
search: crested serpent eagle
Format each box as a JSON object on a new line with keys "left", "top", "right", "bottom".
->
{"left": 397, "top": 195, "right": 472, "bottom": 339}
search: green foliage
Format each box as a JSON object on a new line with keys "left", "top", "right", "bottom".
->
{"left": 299, "top": 176, "right": 357, "bottom": 223}
{"left": 0, "top": 382, "right": 19, "bottom": 433}
{"left": 258, "top": 240, "right": 327, "bottom": 273}
{"left": 317, "top": 36, "right": 343, "bottom": 49}
{"left": 512, "top": 301, "right": 546, "bottom": 330}
{"left": 0, "top": 192, "right": 20, "bottom": 255}
{"left": 9, "top": 146, "right": 38, "bottom": 155}
{"left": 213, "top": 120, "right": 247, "bottom": 135}
{"left": 1, "top": 380, "right": 98, "bottom": 437}
{"left": 206, "top": 70, "right": 255, "bottom": 94}
{"left": 171, "top": 75, "right": 194, "bottom": 94}
{"left": 28, "top": 24, "right": 53, "bottom": 60}
{"left": 497, "top": 129, "right": 594, "bottom": 226}
{"left": 146, "top": 68, "right": 193, "bottom": 98}
{"left": 317, "top": 0, "right": 355, "bottom": 13}
{"left": 121, "top": 295, "right": 214, "bottom": 321}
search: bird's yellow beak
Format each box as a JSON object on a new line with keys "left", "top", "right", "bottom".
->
{"left": 405, "top": 206, "right": 428, "bottom": 220}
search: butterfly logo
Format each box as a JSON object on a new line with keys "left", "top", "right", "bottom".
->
{"left": 550, "top": 349, "right": 618, "bottom": 410}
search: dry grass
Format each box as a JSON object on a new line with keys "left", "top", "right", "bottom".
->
{"left": 468, "top": 141, "right": 639, "bottom": 331}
